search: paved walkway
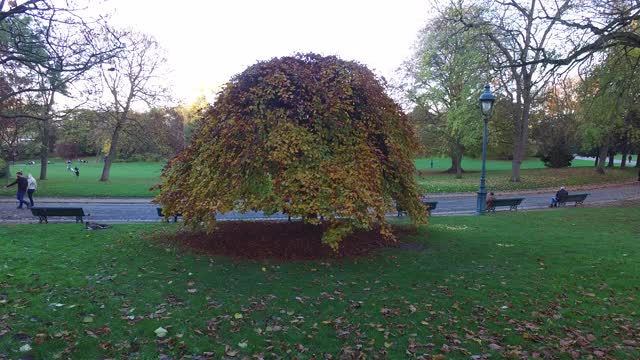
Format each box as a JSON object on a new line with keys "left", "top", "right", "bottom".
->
{"left": 1, "top": 183, "right": 638, "bottom": 223}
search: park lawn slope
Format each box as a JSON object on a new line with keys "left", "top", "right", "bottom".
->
{"left": 1, "top": 207, "right": 639, "bottom": 358}
{"left": 1, "top": 158, "right": 637, "bottom": 197}
{"left": 417, "top": 166, "right": 637, "bottom": 193}
{"left": 0, "top": 160, "right": 163, "bottom": 198}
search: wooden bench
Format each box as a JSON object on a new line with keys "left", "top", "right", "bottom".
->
{"left": 486, "top": 198, "right": 525, "bottom": 213}
{"left": 396, "top": 200, "right": 438, "bottom": 216}
{"left": 558, "top": 193, "right": 589, "bottom": 207}
{"left": 157, "top": 207, "right": 181, "bottom": 222}
{"left": 30, "top": 207, "right": 87, "bottom": 224}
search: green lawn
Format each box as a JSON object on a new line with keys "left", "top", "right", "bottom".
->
{"left": 0, "top": 159, "right": 164, "bottom": 198}
{"left": 417, "top": 167, "right": 637, "bottom": 193}
{"left": 1, "top": 157, "right": 636, "bottom": 197}
{"left": 414, "top": 156, "right": 596, "bottom": 171}
{"left": 1, "top": 207, "right": 639, "bottom": 358}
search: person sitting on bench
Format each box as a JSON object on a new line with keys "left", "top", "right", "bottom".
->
{"left": 486, "top": 192, "right": 496, "bottom": 210}
{"left": 550, "top": 186, "right": 568, "bottom": 208}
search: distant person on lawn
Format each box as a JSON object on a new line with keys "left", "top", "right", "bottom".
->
{"left": 550, "top": 186, "right": 568, "bottom": 208}
{"left": 486, "top": 192, "right": 496, "bottom": 210}
{"left": 74, "top": 167, "right": 80, "bottom": 177}
{"left": 5, "top": 171, "right": 30, "bottom": 209}
{"left": 27, "top": 173, "right": 37, "bottom": 208}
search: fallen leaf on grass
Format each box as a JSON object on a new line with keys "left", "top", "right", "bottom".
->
{"left": 154, "top": 327, "right": 168, "bottom": 338}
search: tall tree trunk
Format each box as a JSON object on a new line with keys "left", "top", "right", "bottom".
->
{"left": 39, "top": 119, "right": 49, "bottom": 180}
{"left": 607, "top": 151, "right": 615, "bottom": 168}
{"left": 511, "top": 98, "right": 530, "bottom": 182}
{"left": 621, "top": 152, "right": 628, "bottom": 168}
{"left": 446, "top": 143, "right": 464, "bottom": 179}
{"left": 636, "top": 153, "right": 639, "bottom": 167}
{"left": 38, "top": 93, "right": 55, "bottom": 180}
{"left": 596, "top": 146, "right": 608, "bottom": 174}
{"left": 594, "top": 155, "right": 598, "bottom": 167}
{"left": 100, "top": 122, "right": 122, "bottom": 182}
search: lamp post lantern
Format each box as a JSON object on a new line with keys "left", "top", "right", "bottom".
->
{"left": 477, "top": 84, "right": 496, "bottom": 215}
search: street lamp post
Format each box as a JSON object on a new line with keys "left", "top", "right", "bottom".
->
{"left": 476, "top": 84, "right": 496, "bottom": 215}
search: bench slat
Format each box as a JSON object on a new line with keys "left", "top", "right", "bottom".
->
{"left": 157, "top": 207, "right": 181, "bottom": 222}
{"left": 487, "top": 197, "right": 525, "bottom": 213}
{"left": 558, "top": 193, "right": 589, "bottom": 207}
{"left": 396, "top": 201, "right": 438, "bottom": 217}
{"left": 30, "top": 207, "right": 86, "bottom": 224}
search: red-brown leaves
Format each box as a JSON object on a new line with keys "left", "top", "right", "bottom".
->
{"left": 156, "top": 53, "right": 426, "bottom": 248}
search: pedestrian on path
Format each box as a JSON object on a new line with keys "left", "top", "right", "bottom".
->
{"left": 27, "top": 173, "right": 37, "bottom": 207}
{"left": 5, "top": 171, "right": 30, "bottom": 209}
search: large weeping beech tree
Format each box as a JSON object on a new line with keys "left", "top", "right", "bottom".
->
{"left": 156, "top": 53, "right": 427, "bottom": 249}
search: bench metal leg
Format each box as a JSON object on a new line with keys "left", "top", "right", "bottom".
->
{"left": 76, "top": 216, "right": 83, "bottom": 223}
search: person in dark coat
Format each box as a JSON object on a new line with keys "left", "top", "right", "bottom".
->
{"left": 550, "top": 186, "right": 568, "bottom": 207}
{"left": 5, "top": 171, "right": 30, "bottom": 209}
{"left": 486, "top": 192, "right": 496, "bottom": 210}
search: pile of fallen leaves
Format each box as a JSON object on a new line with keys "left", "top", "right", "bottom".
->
{"left": 162, "top": 221, "right": 417, "bottom": 260}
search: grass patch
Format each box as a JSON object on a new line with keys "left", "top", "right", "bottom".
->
{"left": 417, "top": 166, "right": 636, "bottom": 193}
{"left": 1, "top": 157, "right": 636, "bottom": 197}
{"left": 1, "top": 207, "right": 639, "bottom": 358}
{"left": 413, "top": 156, "right": 597, "bottom": 171}
{"left": 0, "top": 159, "right": 163, "bottom": 198}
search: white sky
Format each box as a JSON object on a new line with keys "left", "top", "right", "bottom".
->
{"left": 104, "top": 0, "right": 433, "bottom": 104}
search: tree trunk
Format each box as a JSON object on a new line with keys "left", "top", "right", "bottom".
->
{"left": 636, "top": 153, "right": 639, "bottom": 167}
{"left": 621, "top": 152, "right": 628, "bottom": 168}
{"left": 38, "top": 92, "right": 55, "bottom": 180}
{"left": 510, "top": 101, "right": 530, "bottom": 182}
{"left": 607, "top": 151, "right": 615, "bottom": 168}
{"left": 596, "top": 146, "right": 608, "bottom": 174}
{"left": 594, "top": 155, "right": 598, "bottom": 167}
{"left": 39, "top": 119, "right": 49, "bottom": 180}
{"left": 511, "top": 91, "right": 531, "bottom": 182}
{"left": 446, "top": 143, "right": 464, "bottom": 179}
{"left": 100, "top": 123, "right": 122, "bottom": 182}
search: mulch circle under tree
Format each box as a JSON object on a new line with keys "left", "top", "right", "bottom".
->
{"left": 161, "top": 221, "right": 419, "bottom": 261}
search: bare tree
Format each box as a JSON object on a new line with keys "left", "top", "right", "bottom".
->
{"left": 96, "top": 30, "right": 169, "bottom": 182}
{"left": 451, "top": 0, "right": 571, "bottom": 181}
{"left": 1, "top": 0, "right": 123, "bottom": 179}
{"left": 540, "top": 0, "right": 640, "bottom": 67}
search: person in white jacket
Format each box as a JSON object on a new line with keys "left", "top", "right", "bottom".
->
{"left": 27, "top": 173, "right": 37, "bottom": 208}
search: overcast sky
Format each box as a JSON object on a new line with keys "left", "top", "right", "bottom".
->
{"left": 104, "top": 0, "right": 433, "bottom": 103}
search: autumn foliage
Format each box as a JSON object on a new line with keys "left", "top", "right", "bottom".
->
{"left": 156, "top": 53, "right": 426, "bottom": 248}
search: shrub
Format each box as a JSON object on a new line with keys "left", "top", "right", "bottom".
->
{"left": 156, "top": 53, "right": 426, "bottom": 248}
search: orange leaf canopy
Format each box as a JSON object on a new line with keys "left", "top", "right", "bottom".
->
{"left": 156, "top": 53, "right": 426, "bottom": 248}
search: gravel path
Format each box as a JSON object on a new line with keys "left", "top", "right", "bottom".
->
{"left": 1, "top": 183, "right": 638, "bottom": 224}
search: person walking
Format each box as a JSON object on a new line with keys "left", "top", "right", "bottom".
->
{"left": 27, "top": 173, "right": 37, "bottom": 207}
{"left": 5, "top": 171, "right": 30, "bottom": 209}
